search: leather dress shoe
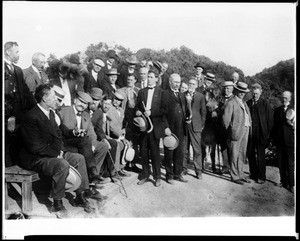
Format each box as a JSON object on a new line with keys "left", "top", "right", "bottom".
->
{"left": 166, "top": 178, "right": 175, "bottom": 185}
{"left": 74, "top": 193, "right": 95, "bottom": 213}
{"left": 88, "top": 167, "right": 102, "bottom": 180}
{"left": 233, "top": 179, "right": 244, "bottom": 185}
{"left": 196, "top": 172, "right": 202, "bottom": 180}
{"left": 241, "top": 178, "right": 251, "bottom": 183}
{"left": 84, "top": 188, "right": 108, "bottom": 201}
{"left": 118, "top": 170, "right": 131, "bottom": 177}
{"left": 181, "top": 169, "right": 188, "bottom": 176}
{"left": 128, "top": 164, "right": 142, "bottom": 173}
{"left": 52, "top": 199, "right": 69, "bottom": 218}
{"left": 174, "top": 175, "right": 188, "bottom": 183}
{"left": 154, "top": 179, "right": 161, "bottom": 187}
{"left": 137, "top": 178, "right": 148, "bottom": 185}
{"left": 221, "top": 166, "right": 230, "bottom": 174}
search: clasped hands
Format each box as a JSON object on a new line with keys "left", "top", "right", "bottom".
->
{"left": 72, "top": 127, "right": 87, "bottom": 137}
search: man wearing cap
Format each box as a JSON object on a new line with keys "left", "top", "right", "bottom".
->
{"left": 23, "top": 52, "right": 49, "bottom": 96}
{"left": 57, "top": 91, "right": 110, "bottom": 192}
{"left": 194, "top": 62, "right": 205, "bottom": 88}
{"left": 83, "top": 58, "right": 106, "bottom": 93}
{"left": 101, "top": 68, "right": 121, "bottom": 99}
{"left": 19, "top": 84, "right": 100, "bottom": 218}
{"left": 117, "top": 55, "right": 139, "bottom": 88}
{"left": 183, "top": 78, "right": 207, "bottom": 179}
{"left": 52, "top": 84, "right": 66, "bottom": 126}
{"left": 163, "top": 73, "right": 189, "bottom": 184}
{"left": 215, "top": 80, "right": 235, "bottom": 174}
{"left": 246, "top": 83, "right": 273, "bottom": 184}
{"left": 222, "top": 82, "right": 252, "bottom": 185}
{"left": 271, "top": 91, "right": 294, "bottom": 194}
{"left": 135, "top": 68, "right": 168, "bottom": 187}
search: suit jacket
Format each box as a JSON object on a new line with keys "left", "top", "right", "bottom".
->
{"left": 23, "top": 66, "right": 49, "bottom": 94}
{"left": 107, "top": 105, "right": 125, "bottom": 139}
{"left": 189, "top": 91, "right": 207, "bottom": 133}
{"left": 223, "top": 96, "right": 252, "bottom": 141}
{"left": 160, "top": 72, "right": 170, "bottom": 90}
{"left": 101, "top": 79, "right": 120, "bottom": 99}
{"left": 91, "top": 108, "right": 106, "bottom": 141}
{"left": 83, "top": 69, "right": 106, "bottom": 93}
{"left": 135, "top": 86, "right": 167, "bottom": 139}
{"left": 58, "top": 106, "right": 98, "bottom": 147}
{"left": 272, "top": 104, "right": 294, "bottom": 147}
{"left": 247, "top": 98, "right": 273, "bottom": 145}
{"left": 4, "top": 62, "right": 36, "bottom": 123}
{"left": 163, "top": 89, "right": 187, "bottom": 138}
{"left": 50, "top": 76, "right": 84, "bottom": 103}
{"left": 117, "top": 66, "right": 139, "bottom": 88}
{"left": 19, "top": 105, "right": 64, "bottom": 169}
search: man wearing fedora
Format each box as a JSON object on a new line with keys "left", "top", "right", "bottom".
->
{"left": 163, "top": 73, "right": 189, "bottom": 184}
{"left": 135, "top": 68, "right": 167, "bottom": 187}
{"left": 83, "top": 58, "right": 106, "bottom": 93}
{"left": 246, "top": 83, "right": 273, "bottom": 184}
{"left": 101, "top": 68, "right": 121, "bottom": 99}
{"left": 222, "top": 82, "right": 252, "bottom": 185}
{"left": 194, "top": 62, "right": 205, "bottom": 88}
{"left": 19, "top": 84, "right": 101, "bottom": 218}
{"left": 271, "top": 91, "right": 294, "bottom": 194}
{"left": 183, "top": 78, "right": 207, "bottom": 179}
{"left": 57, "top": 91, "right": 110, "bottom": 193}
{"left": 117, "top": 55, "right": 139, "bottom": 88}
{"left": 215, "top": 80, "right": 236, "bottom": 174}
{"left": 23, "top": 52, "right": 49, "bottom": 96}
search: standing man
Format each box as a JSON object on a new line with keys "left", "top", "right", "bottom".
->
{"left": 23, "top": 52, "right": 49, "bottom": 95}
{"left": 137, "top": 67, "right": 149, "bottom": 89}
{"left": 222, "top": 82, "right": 252, "bottom": 185}
{"left": 19, "top": 84, "right": 103, "bottom": 218}
{"left": 246, "top": 83, "right": 273, "bottom": 184}
{"left": 194, "top": 62, "right": 205, "bottom": 88}
{"left": 160, "top": 62, "right": 170, "bottom": 90}
{"left": 4, "top": 41, "right": 36, "bottom": 167}
{"left": 83, "top": 58, "right": 106, "bottom": 93}
{"left": 272, "top": 91, "right": 295, "bottom": 194}
{"left": 117, "top": 55, "right": 139, "bottom": 88}
{"left": 231, "top": 71, "right": 240, "bottom": 84}
{"left": 103, "top": 50, "right": 119, "bottom": 73}
{"left": 163, "top": 74, "right": 189, "bottom": 184}
{"left": 101, "top": 68, "right": 121, "bottom": 99}
{"left": 135, "top": 68, "right": 167, "bottom": 187}
{"left": 184, "top": 78, "right": 207, "bottom": 179}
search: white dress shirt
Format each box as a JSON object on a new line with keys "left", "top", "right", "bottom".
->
{"left": 146, "top": 86, "right": 155, "bottom": 111}
{"left": 60, "top": 76, "right": 72, "bottom": 106}
{"left": 73, "top": 105, "right": 82, "bottom": 129}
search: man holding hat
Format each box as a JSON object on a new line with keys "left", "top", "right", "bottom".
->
{"left": 101, "top": 68, "right": 121, "bottom": 99}
{"left": 163, "top": 73, "right": 189, "bottom": 184}
{"left": 135, "top": 68, "right": 168, "bottom": 187}
{"left": 117, "top": 55, "right": 139, "bottom": 88}
{"left": 58, "top": 91, "right": 110, "bottom": 191}
{"left": 222, "top": 82, "right": 252, "bottom": 185}
{"left": 194, "top": 62, "right": 205, "bottom": 88}
{"left": 19, "top": 84, "right": 99, "bottom": 218}
{"left": 83, "top": 57, "right": 106, "bottom": 93}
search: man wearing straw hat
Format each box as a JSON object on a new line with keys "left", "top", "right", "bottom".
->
{"left": 222, "top": 82, "right": 252, "bottom": 185}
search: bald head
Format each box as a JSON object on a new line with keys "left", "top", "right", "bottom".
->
{"left": 282, "top": 91, "right": 292, "bottom": 106}
{"left": 231, "top": 72, "right": 239, "bottom": 84}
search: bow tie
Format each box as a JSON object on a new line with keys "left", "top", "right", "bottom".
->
{"left": 147, "top": 86, "right": 155, "bottom": 90}
{"left": 76, "top": 112, "right": 82, "bottom": 117}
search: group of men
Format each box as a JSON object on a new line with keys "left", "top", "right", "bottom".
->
{"left": 4, "top": 41, "right": 295, "bottom": 218}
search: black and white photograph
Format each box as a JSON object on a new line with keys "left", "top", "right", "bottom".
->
{"left": 2, "top": 1, "right": 296, "bottom": 239}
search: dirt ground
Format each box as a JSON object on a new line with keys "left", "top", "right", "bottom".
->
{"left": 3, "top": 147, "right": 295, "bottom": 238}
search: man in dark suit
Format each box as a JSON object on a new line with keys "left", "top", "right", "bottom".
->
{"left": 247, "top": 83, "right": 273, "bottom": 184}
{"left": 83, "top": 58, "right": 106, "bottom": 93}
{"left": 271, "top": 91, "right": 295, "bottom": 194}
{"left": 184, "top": 78, "right": 207, "bottom": 179}
{"left": 23, "top": 52, "right": 49, "bottom": 95}
{"left": 19, "top": 84, "right": 103, "bottom": 218}
{"left": 4, "top": 41, "right": 36, "bottom": 167}
{"left": 135, "top": 68, "right": 167, "bottom": 187}
{"left": 163, "top": 73, "right": 188, "bottom": 184}
{"left": 101, "top": 68, "right": 121, "bottom": 99}
{"left": 193, "top": 62, "right": 205, "bottom": 88}
{"left": 117, "top": 55, "right": 139, "bottom": 88}
{"left": 102, "top": 50, "right": 119, "bottom": 74}
{"left": 160, "top": 62, "right": 170, "bottom": 90}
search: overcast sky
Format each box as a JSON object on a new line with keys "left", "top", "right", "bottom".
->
{"left": 3, "top": 2, "right": 296, "bottom": 76}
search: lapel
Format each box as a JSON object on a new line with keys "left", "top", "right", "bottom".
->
{"left": 151, "top": 87, "right": 159, "bottom": 108}
{"left": 81, "top": 111, "right": 89, "bottom": 130}
{"left": 36, "top": 106, "right": 60, "bottom": 138}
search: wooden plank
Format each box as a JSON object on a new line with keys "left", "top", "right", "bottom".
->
{"left": 5, "top": 165, "right": 37, "bottom": 175}
{"left": 22, "top": 182, "right": 32, "bottom": 213}
{"left": 5, "top": 175, "right": 33, "bottom": 183}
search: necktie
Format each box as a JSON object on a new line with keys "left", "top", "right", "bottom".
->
{"left": 173, "top": 91, "right": 179, "bottom": 97}
{"left": 76, "top": 112, "right": 82, "bottom": 117}
{"left": 49, "top": 110, "right": 57, "bottom": 127}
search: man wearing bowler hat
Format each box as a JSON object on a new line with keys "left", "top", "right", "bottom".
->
{"left": 19, "top": 84, "right": 100, "bottom": 218}
{"left": 135, "top": 68, "right": 168, "bottom": 187}
{"left": 58, "top": 91, "right": 110, "bottom": 191}
{"left": 222, "top": 82, "right": 252, "bottom": 185}
{"left": 103, "top": 49, "right": 119, "bottom": 73}
{"left": 194, "top": 62, "right": 205, "bottom": 88}
{"left": 117, "top": 55, "right": 139, "bottom": 88}
{"left": 83, "top": 58, "right": 106, "bottom": 93}
{"left": 163, "top": 73, "right": 189, "bottom": 184}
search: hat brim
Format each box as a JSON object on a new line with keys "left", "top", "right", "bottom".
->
{"left": 234, "top": 86, "right": 250, "bottom": 93}
{"left": 163, "top": 133, "right": 179, "bottom": 150}
{"left": 65, "top": 165, "right": 82, "bottom": 192}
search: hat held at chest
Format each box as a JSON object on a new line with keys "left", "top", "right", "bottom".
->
{"left": 133, "top": 115, "right": 148, "bottom": 132}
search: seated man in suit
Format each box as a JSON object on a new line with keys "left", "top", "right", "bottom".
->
{"left": 19, "top": 84, "right": 104, "bottom": 218}
{"left": 57, "top": 91, "right": 110, "bottom": 188}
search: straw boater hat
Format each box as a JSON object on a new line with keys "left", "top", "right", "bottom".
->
{"left": 52, "top": 85, "right": 66, "bottom": 101}
{"left": 153, "top": 61, "right": 163, "bottom": 72}
{"left": 222, "top": 81, "right": 235, "bottom": 87}
{"left": 65, "top": 165, "right": 82, "bottom": 192}
{"left": 89, "top": 87, "right": 104, "bottom": 100}
{"left": 106, "top": 68, "right": 120, "bottom": 76}
{"left": 163, "top": 133, "right": 179, "bottom": 150}
{"left": 76, "top": 91, "right": 93, "bottom": 104}
{"left": 126, "top": 55, "right": 139, "bottom": 65}
{"left": 94, "top": 58, "right": 105, "bottom": 67}
{"left": 234, "top": 82, "right": 250, "bottom": 93}
{"left": 121, "top": 145, "right": 135, "bottom": 163}
{"left": 205, "top": 73, "right": 216, "bottom": 82}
